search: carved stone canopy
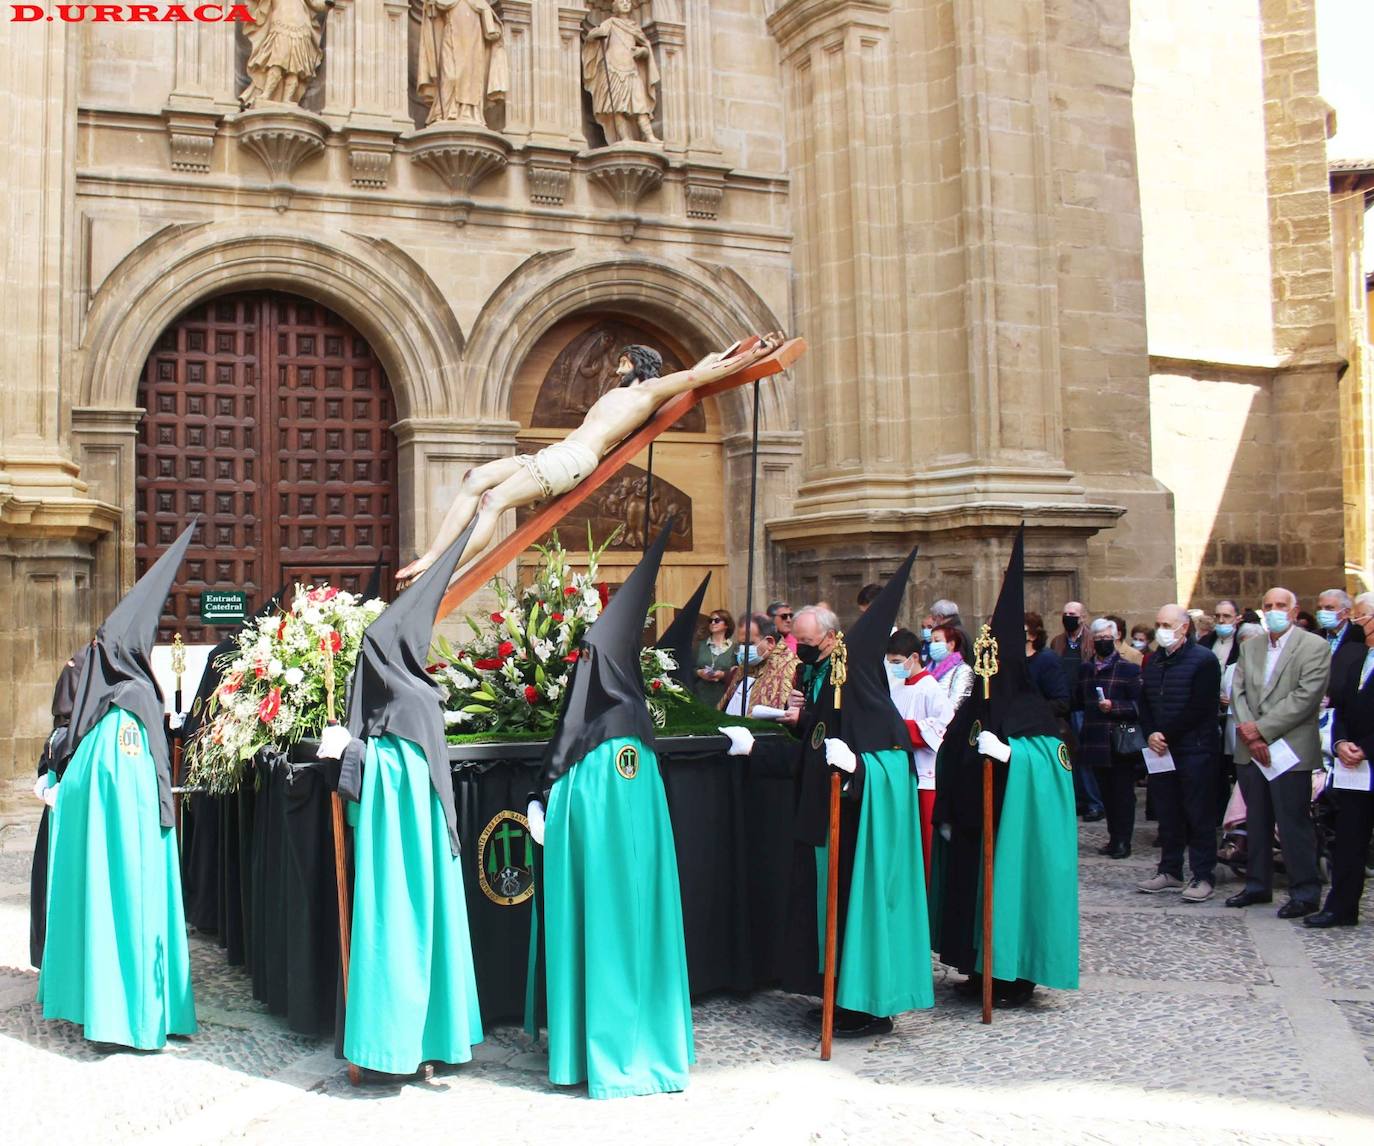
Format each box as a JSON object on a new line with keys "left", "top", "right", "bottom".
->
{"left": 583, "top": 143, "right": 669, "bottom": 240}
{"left": 408, "top": 123, "right": 512, "bottom": 224}
{"left": 234, "top": 107, "right": 330, "bottom": 212}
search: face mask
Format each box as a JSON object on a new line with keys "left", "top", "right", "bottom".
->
{"left": 1093, "top": 639, "right": 1116, "bottom": 659}
{"left": 927, "top": 641, "right": 949, "bottom": 663}
{"left": 1264, "top": 610, "right": 1291, "bottom": 635}
{"left": 735, "top": 645, "right": 765, "bottom": 666}
{"left": 1131, "top": 639, "right": 1147, "bottom": 651}
{"left": 1063, "top": 614, "right": 1081, "bottom": 632}
{"left": 796, "top": 642, "right": 823, "bottom": 665}
{"left": 1155, "top": 626, "right": 1177, "bottom": 649}
{"left": 1316, "top": 609, "right": 1339, "bottom": 631}
{"left": 886, "top": 661, "right": 909, "bottom": 684}
{"left": 921, "top": 627, "right": 932, "bottom": 641}
{"left": 1214, "top": 623, "right": 1235, "bottom": 639}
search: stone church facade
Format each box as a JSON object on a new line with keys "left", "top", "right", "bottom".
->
{"left": 0, "top": 0, "right": 1366, "bottom": 786}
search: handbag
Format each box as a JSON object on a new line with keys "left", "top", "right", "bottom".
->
{"left": 1111, "top": 721, "right": 1147, "bottom": 756}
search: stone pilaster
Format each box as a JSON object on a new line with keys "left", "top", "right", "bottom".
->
{"left": 498, "top": 1, "right": 534, "bottom": 140}
{"left": 683, "top": 0, "right": 722, "bottom": 160}
{"left": 645, "top": 18, "right": 687, "bottom": 155}
{"left": 721, "top": 429, "right": 804, "bottom": 614}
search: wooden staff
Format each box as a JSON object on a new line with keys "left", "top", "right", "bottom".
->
{"left": 323, "top": 636, "right": 362, "bottom": 1086}
{"left": 820, "top": 637, "right": 848, "bottom": 1061}
{"left": 972, "top": 624, "right": 999, "bottom": 1025}
{"left": 171, "top": 635, "right": 186, "bottom": 847}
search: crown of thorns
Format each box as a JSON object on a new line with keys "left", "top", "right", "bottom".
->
{"left": 618, "top": 344, "right": 663, "bottom": 384}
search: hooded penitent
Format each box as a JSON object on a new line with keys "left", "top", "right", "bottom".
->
{"left": 654, "top": 572, "right": 711, "bottom": 693}
{"left": 60, "top": 519, "right": 199, "bottom": 829}
{"left": 537, "top": 518, "right": 675, "bottom": 802}
{"left": 338, "top": 519, "right": 478, "bottom": 856}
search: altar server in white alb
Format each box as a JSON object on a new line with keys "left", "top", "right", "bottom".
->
{"left": 885, "top": 627, "right": 953, "bottom": 882}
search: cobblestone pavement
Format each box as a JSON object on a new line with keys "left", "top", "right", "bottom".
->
{"left": 3, "top": 799, "right": 1374, "bottom": 1144}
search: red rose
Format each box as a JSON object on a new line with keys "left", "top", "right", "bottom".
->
{"left": 426, "top": 662, "right": 447, "bottom": 675}
{"left": 258, "top": 687, "right": 282, "bottom": 724}
{"left": 276, "top": 616, "right": 288, "bottom": 641}
{"left": 523, "top": 685, "right": 539, "bottom": 703}
{"left": 597, "top": 582, "right": 610, "bottom": 608}
{"left": 319, "top": 631, "right": 342, "bottom": 655}
{"left": 490, "top": 612, "right": 504, "bottom": 624}
{"left": 564, "top": 586, "right": 579, "bottom": 598}
{"left": 321, "top": 587, "right": 339, "bottom": 601}
{"left": 651, "top": 680, "right": 663, "bottom": 691}
{"left": 498, "top": 640, "right": 516, "bottom": 658}
{"left": 254, "top": 660, "right": 267, "bottom": 679}
{"left": 551, "top": 612, "right": 564, "bottom": 623}
{"left": 564, "top": 649, "right": 581, "bottom": 664}
{"left": 474, "top": 656, "right": 506, "bottom": 671}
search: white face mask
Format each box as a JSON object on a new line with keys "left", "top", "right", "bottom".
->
{"left": 1131, "top": 639, "right": 1147, "bottom": 650}
{"left": 1155, "top": 626, "right": 1177, "bottom": 649}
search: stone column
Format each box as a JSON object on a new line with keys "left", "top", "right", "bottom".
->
{"left": 323, "top": 0, "right": 359, "bottom": 119}
{"left": 498, "top": 1, "right": 534, "bottom": 140}
{"left": 683, "top": 0, "right": 721, "bottom": 159}
{"left": 167, "top": 20, "right": 239, "bottom": 109}
{"left": 722, "top": 430, "right": 804, "bottom": 614}
{"left": 556, "top": 4, "right": 590, "bottom": 145}
{"left": 645, "top": 18, "right": 687, "bottom": 156}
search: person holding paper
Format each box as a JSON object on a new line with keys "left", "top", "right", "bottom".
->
{"left": 1136, "top": 603, "right": 1222, "bottom": 902}
{"left": 1308, "top": 594, "right": 1374, "bottom": 928}
{"left": 1227, "top": 587, "right": 1331, "bottom": 917}
{"left": 716, "top": 612, "right": 799, "bottom": 720}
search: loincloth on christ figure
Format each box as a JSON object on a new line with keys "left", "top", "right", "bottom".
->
{"left": 515, "top": 440, "right": 600, "bottom": 500}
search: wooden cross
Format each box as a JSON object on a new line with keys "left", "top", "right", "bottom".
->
{"left": 434, "top": 336, "right": 807, "bottom": 622}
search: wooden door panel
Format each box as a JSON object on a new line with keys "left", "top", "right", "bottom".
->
{"left": 136, "top": 292, "right": 399, "bottom": 642}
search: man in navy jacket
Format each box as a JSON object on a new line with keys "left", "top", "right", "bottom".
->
{"left": 1136, "top": 604, "right": 1222, "bottom": 902}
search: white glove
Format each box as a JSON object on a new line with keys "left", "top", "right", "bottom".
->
{"left": 42, "top": 783, "right": 58, "bottom": 809}
{"left": 720, "top": 726, "right": 755, "bottom": 756}
{"left": 316, "top": 723, "right": 354, "bottom": 760}
{"left": 977, "top": 730, "right": 1012, "bottom": 763}
{"left": 526, "top": 800, "right": 546, "bottom": 847}
{"left": 33, "top": 775, "right": 53, "bottom": 805}
{"left": 823, "top": 738, "right": 857, "bottom": 773}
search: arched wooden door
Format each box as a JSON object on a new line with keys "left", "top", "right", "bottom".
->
{"left": 136, "top": 292, "right": 400, "bottom": 641}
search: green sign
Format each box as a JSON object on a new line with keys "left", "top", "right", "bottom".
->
{"left": 201, "top": 590, "right": 248, "bottom": 625}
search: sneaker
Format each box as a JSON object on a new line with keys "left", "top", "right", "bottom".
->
{"left": 1181, "top": 878, "right": 1214, "bottom": 903}
{"left": 1136, "top": 873, "right": 1184, "bottom": 894}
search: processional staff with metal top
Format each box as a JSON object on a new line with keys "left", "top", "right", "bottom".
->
{"left": 972, "top": 622, "right": 999, "bottom": 1026}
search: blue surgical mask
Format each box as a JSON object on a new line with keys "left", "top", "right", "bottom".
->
{"left": 928, "top": 641, "right": 949, "bottom": 663}
{"left": 1316, "top": 609, "right": 1339, "bottom": 631}
{"left": 1214, "top": 623, "right": 1235, "bottom": 639}
{"left": 735, "top": 645, "right": 765, "bottom": 666}
{"left": 921, "top": 627, "right": 932, "bottom": 641}
{"left": 1264, "top": 610, "right": 1291, "bottom": 635}
{"left": 886, "top": 661, "right": 909, "bottom": 684}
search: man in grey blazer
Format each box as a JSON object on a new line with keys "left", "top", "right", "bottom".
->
{"left": 1226, "top": 586, "right": 1331, "bottom": 916}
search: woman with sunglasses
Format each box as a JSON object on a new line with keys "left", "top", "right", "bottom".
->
{"left": 693, "top": 608, "right": 737, "bottom": 708}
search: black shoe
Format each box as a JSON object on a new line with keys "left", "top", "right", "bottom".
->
{"left": 994, "top": 984, "right": 1035, "bottom": 1009}
{"left": 1082, "top": 807, "right": 1105, "bottom": 823}
{"left": 1303, "top": 910, "right": 1358, "bottom": 928}
{"left": 1225, "top": 890, "right": 1272, "bottom": 908}
{"left": 1106, "top": 841, "right": 1131, "bottom": 859}
{"left": 1277, "top": 899, "right": 1319, "bottom": 920}
{"left": 833, "top": 1008, "right": 894, "bottom": 1038}
{"left": 952, "top": 975, "right": 982, "bottom": 999}
{"left": 1096, "top": 842, "right": 1115, "bottom": 855}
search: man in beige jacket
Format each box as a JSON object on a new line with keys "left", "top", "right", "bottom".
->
{"left": 1226, "top": 586, "right": 1331, "bottom": 917}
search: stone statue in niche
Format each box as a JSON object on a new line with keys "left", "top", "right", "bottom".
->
{"left": 582, "top": 0, "right": 661, "bottom": 146}
{"left": 417, "top": 0, "right": 509, "bottom": 127}
{"left": 239, "top": 0, "right": 333, "bottom": 108}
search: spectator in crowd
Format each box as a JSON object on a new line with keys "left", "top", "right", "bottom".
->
{"left": 691, "top": 608, "right": 736, "bottom": 708}
{"left": 1107, "top": 614, "right": 1141, "bottom": 665}
{"left": 1295, "top": 610, "right": 1319, "bottom": 633}
{"left": 1200, "top": 599, "right": 1243, "bottom": 670}
{"left": 1316, "top": 588, "right": 1355, "bottom": 657}
{"left": 857, "top": 583, "right": 883, "bottom": 615}
{"left": 1227, "top": 587, "right": 1330, "bottom": 917}
{"left": 886, "top": 628, "right": 952, "bottom": 882}
{"left": 928, "top": 623, "right": 973, "bottom": 712}
{"left": 1217, "top": 621, "right": 1267, "bottom": 855}
{"left": 1129, "top": 622, "right": 1153, "bottom": 660}
{"left": 719, "top": 612, "right": 799, "bottom": 720}
{"left": 1025, "top": 612, "right": 1069, "bottom": 715}
{"left": 1221, "top": 622, "right": 1267, "bottom": 757}
{"left": 1137, "top": 603, "right": 1222, "bottom": 903}
{"left": 1191, "top": 610, "right": 1214, "bottom": 641}
{"left": 1051, "top": 599, "right": 1103, "bottom": 821}
{"left": 1077, "top": 618, "right": 1144, "bottom": 858}
{"left": 930, "top": 598, "right": 971, "bottom": 654}
{"left": 1313, "top": 592, "right": 1374, "bottom": 927}
{"left": 767, "top": 600, "right": 798, "bottom": 654}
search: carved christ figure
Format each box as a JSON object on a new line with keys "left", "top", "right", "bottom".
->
{"left": 240, "top": 0, "right": 331, "bottom": 108}
{"left": 582, "top": 0, "right": 661, "bottom": 145}
{"left": 417, "top": 0, "right": 508, "bottom": 126}
{"left": 396, "top": 333, "right": 783, "bottom": 584}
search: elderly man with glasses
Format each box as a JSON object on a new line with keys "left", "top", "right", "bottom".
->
{"left": 767, "top": 600, "right": 798, "bottom": 653}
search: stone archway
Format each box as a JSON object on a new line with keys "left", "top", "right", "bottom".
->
{"left": 72, "top": 223, "right": 465, "bottom": 597}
